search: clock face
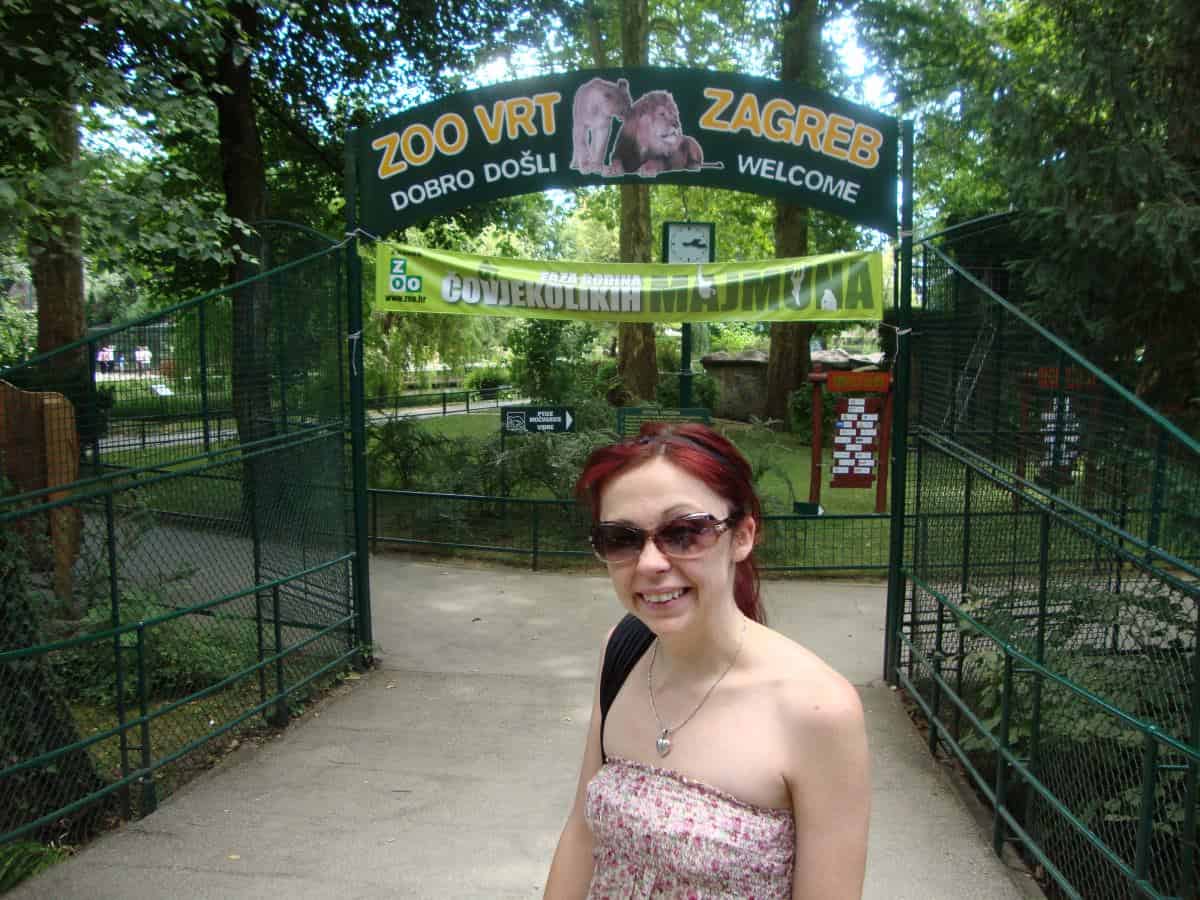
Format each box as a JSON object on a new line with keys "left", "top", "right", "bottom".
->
{"left": 666, "top": 223, "right": 713, "bottom": 264}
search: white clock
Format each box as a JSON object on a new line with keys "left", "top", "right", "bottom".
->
{"left": 664, "top": 221, "right": 714, "bottom": 264}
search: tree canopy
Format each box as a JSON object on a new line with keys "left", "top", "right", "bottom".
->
{"left": 856, "top": 0, "right": 1200, "bottom": 416}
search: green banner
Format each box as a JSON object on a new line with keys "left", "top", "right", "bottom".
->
{"left": 375, "top": 244, "right": 883, "bottom": 323}
{"left": 350, "top": 68, "right": 899, "bottom": 235}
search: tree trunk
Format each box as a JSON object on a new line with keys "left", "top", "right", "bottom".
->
{"left": 764, "top": 0, "right": 821, "bottom": 428}
{"left": 30, "top": 102, "right": 86, "bottom": 387}
{"left": 616, "top": 0, "right": 656, "bottom": 403}
{"left": 216, "top": 2, "right": 273, "bottom": 448}
{"left": 765, "top": 206, "right": 813, "bottom": 426}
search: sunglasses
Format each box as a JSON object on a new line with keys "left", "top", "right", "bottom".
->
{"left": 589, "top": 513, "right": 740, "bottom": 563}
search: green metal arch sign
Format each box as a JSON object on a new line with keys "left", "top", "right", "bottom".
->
{"left": 347, "top": 67, "right": 900, "bottom": 235}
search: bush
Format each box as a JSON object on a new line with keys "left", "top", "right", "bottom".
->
{"left": 788, "top": 385, "right": 839, "bottom": 443}
{"left": 0, "top": 296, "right": 37, "bottom": 369}
{"left": 508, "top": 320, "right": 599, "bottom": 402}
{"left": 464, "top": 364, "right": 510, "bottom": 400}
{"left": 708, "top": 322, "right": 767, "bottom": 354}
{"left": 57, "top": 588, "right": 260, "bottom": 705}
{"left": 655, "top": 370, "right": 718, "bottom": 410}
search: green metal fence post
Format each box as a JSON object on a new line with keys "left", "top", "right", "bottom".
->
{"left": 531, "top": 503, "right": 540, "bottom": 571}
{"left": 335, "top": 248, "right": 346, "bottom": 428}
{"left": 106, "top": 493, "right": 131, "bottom": 819}
{"left": 198, "top": 302, "right": 212, "bottom": 453}
{"left": 1180, "top": 607, "right": 1200, "bottom": 899}
{"left": 989, "top": 305, "right": 1004, "bottom": 451}
{"left": 135, "top": 624, "right": 157, "bottom": 814}
{"left": 344, "top": 137, "right": 373, "bottom": 657}
{"left": 276, "top": 268, "right": 289, "bottom": 435}
{"left": 680, "top": 325, "right": 693, "bottom": 409}
{"left": 87, "top": 341, "right": 101, "bottom": 467}
{"left": 255, "top": 572, "right": 267, "bottom": 708}
{"left": 912, "top": 435, "right": 925, "bottom": 574}
{"left": 271, "top": 584, "right": 288, "bottom": 726}
{"left": 1134, "top": 731, "right": 1160, "bottom": 883}
{"left": 1029, "top": 509, "right": 1050, "bottom": 785}
{"left": 929, "top": 595, "right": 945, "bottom": 755}
{"left": 955, "top": 464, "right": 973, "bottom": 742}
{"left": 371, "top": 489, "right": 378, "bottom": 556}
{"left": 1146, "top": 429, "right": 1168, "bottom": 555}
{"left": 883, "top": 118, "right": 914, "bottom": 684}
{"left": 993, "top": 652, "right": 1014, "bottom": 856}
{"left": 248, "top": 468, "right": 271, "bottom": 724}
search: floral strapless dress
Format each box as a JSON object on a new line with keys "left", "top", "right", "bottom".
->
{"left": 584, "top": 756, "right": 795, "bottom": 899}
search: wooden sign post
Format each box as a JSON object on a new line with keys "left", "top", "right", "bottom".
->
{"left": 807, "top": 369, "right": 893, "bottom": 513}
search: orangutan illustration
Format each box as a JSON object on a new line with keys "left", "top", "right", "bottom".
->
{"left": 604, "top": 90, "right": 723, "bottom": 177}
{"left": 569, "top": 77, "right": 634, "bottom": 175}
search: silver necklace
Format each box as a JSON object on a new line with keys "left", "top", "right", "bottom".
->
{"left": 647, "top": 616, "right": 747, "bottom": 758}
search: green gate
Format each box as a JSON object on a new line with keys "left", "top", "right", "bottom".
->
{"left": 885, "top": 215, "right": 1200, "bottom": 899}
{"left": 0, "top": 225, "right": 369, "bottom": 846}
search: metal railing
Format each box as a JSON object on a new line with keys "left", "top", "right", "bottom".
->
{"left": 1, "top": 232, "right": 363, "bottom": 847}
{"left": 889, "top": 216, "right": 1200, "bottom": 899}
{"left": 365, "top": 385, "right": 521, "bottom": 420}
{"left": 367, "top": 487, "right": 893, "bottom": 574}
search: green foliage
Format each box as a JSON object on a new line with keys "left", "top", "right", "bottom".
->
{"left": 367, "top": 414, "right": 615, "bottom": 498}
{"left": 0, "top": 842, "right": 69, "bottom": 892}
{"left": 857, "top": 0, "right": 1200, "bottom": 412}
{"left": 653, "top": 341, "right": 719, "bottom": 412}
{"left": 0, "top": 0, "right": 237, "bottom": 291}
{"left": 496, "top": 430, "right": 618, "bottom": 500}
{"left": 955, "top": 583, "right": 1194, "bottom": 755}
{"left": 463, "top": 365, "right": 511, "bottom": 399}
{"left": 0, "top": 292, "right": 37, "bottom": 368}
{"left": 707, "top": 322, "right": 769, "bottom": 354}
{"left": 788, "top": 385, "right": 838, "bottom": 443}
{"left": 57, "top": 588, "right": 260, "bottom": 706}
{"left": 507, "top": 319, "right": 601, "bottom": 403}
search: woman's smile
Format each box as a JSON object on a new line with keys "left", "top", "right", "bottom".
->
{"left": 636, "top": 586, "right": 691, "bottom": 608}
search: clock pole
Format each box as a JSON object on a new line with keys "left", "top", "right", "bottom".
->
{"left": 663, "top": 222, "right": 716, "bottom": 409}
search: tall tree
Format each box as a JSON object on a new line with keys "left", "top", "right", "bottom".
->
{"left": 1, "top": 0, "right": 237, "bottom": 357}
{"left": 557, "top": 0, "right": 656, "bottom": 402}
{"left": 610, "top": 0, "right": 658, "bottom": 402}
{"left": 764, "top": 0, "right": 826, "bottom": 426}
{"left": 857, "top": 0, "right": 1200, "bottom": 423}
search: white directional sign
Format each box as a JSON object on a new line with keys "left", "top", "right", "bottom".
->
{"left": 501, "top": 406, "right": 576, "bottom": 434}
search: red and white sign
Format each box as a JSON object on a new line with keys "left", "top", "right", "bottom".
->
{"left": 831, "top": 397, "right": 883, "bottom": 488}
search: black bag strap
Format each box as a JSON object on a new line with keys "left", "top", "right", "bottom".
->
{"left": 599, "top": 613, "right": 655, "bottom": 762}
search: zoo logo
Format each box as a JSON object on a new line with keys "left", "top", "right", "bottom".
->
{"left": 389, "top": 257, "right": 423, "bottom": 293}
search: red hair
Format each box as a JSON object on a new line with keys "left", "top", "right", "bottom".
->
{"left": 575, "top": 422, "right": 765, "bottom": 623}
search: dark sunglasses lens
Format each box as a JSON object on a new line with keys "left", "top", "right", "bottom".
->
{"left": 657, "top": 517, "right": 718, "bottom": 557}
{"left": 593, "top": 524, "right": 645, "bottom": 561}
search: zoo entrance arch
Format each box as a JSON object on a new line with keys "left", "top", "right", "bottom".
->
{"left": 342, "top": 67, "right": 915, "bottom": 679}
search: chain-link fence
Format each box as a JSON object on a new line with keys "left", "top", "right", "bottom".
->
{"left": 892, "top": 217, "right": 1200, "bottom": 899}
{"left": 1, "top": 230, "right": 362, "bottom": 848}
{"left": 369, "top": 488, "right": 891, "bottom": 574}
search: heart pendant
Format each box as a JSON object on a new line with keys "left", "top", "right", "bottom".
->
{"left": 656, "top": 731, "right": 672, "bottom": 757}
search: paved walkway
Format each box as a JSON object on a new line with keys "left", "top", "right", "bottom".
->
{"left": 13, "top": 557, "right": 1041, "bottom": 899}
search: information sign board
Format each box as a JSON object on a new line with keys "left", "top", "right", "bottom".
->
{"left": 616, "top": 407, "right": 711, "bottom": 437}
{"left": 501, "top": 406, "right": 575, "bottom": 434}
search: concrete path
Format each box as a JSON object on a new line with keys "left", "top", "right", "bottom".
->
{"left": 12, "top": 557, "right": 1041, "bottom": 899}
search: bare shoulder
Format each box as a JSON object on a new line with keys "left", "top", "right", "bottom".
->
{"left": 756, "top": 627, "right": 865, "bottom": 741}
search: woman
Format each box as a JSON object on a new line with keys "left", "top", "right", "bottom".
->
{"left": 544, "top": 423, "right": 870, "bottom": 899}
